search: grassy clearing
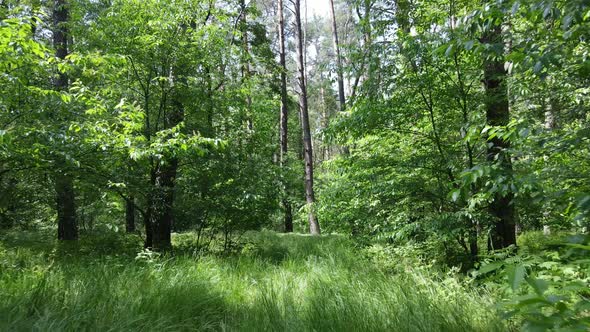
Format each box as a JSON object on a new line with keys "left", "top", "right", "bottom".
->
{"left": 0, "top": 231, "right": 505, "bottom": 331}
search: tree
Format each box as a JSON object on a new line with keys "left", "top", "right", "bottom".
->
{"left": 278, "top": 0, "right": 293, "bottom": 232}
{"left": 125, "top": 196, "right": 136, "bottom": 233}
{"left": 329, "top": 0, "right": 345, "bottom": 113}
{"left": 53, "top": 0, "right": 77, "bottom": 241}
{"left": 294, "top": 0, "right": 320, "bottom": 235}
{"left": 481, "top": 5, "right": 516, "bottom": 250}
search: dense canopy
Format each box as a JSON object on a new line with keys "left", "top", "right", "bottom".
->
{"left": 1, "top": 0, "right": 589, "bottom": 330}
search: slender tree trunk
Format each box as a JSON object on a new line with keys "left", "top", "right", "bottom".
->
{"left": 542, "top": 95, "right": 556, "bottom": 236}
{"left": 351, "top": 0, "right": 372, "bottom": 101}
{"left": 126, "top": 196, "right": 136, "bottom": 233}
{"left": 144, "top": 166, "right": 155, "bottom": 248}
{"left": 329, "top": 0, "right": 350, "bottom": 155}
{"left": 141, "top": 70, "right": 153, "bottom": 248}
{"left": 329, "top": 0, "right": 345, "bottom": 112}
{"left": 205, "top": 67, "right": 215, "bottom": 137}
{"left": 320, "top": 71, "right": 328, "bottom": 162}
{"left": 278, "top": 0, "right": 293, "bottom": 233}
{"left": 482, "top": 21, "right": 516, "bottom": 250}
{"left": 449, "top": 4, "right": 478, "bottom": 260}
{"left": 295, "top": 0, "right": 320, "bottom": 235}
{"left": 53, "top": 0, "right": 77, "bottom": 240}
{"left": 240, "top": 0, "right": 253, "bottom": 131}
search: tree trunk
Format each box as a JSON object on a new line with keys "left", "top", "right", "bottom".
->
{"left": 284, "top": 199, "right": 293, "bottom": 233}
{"left": 53, "top": 0, "right": 68, "bottom": 88}
{"left": 149, "top": 93, "right": 183, "bottom": 250}
{"left": 278, "top": 0, "right": 293, "bottom": 233}
{"left": 542, "top": 96, "right": 556, "bottom": 236}
{"left": 469, "top": 223, "right": 478, "bottom": 260}
{"left": 143, "top": 201, "right": 153, "bottom": 248}
{"left": 240, "top": 0, "right": 253, "bottom": 131}
{"left": 329, "top": 0, "right": 345, "bottom": 112}
{"left": 56, "top": 172, "right": 77, "bottom": 240}
{"left": 295, "top": 0, "right": 320, "bottom": 235}
{"left": 150, "top": 159, "right": 177, "bottom": 251}
{"left": 351, "top": 0, "right": 372, "bottom": 101}
{"left": 320, "top": 71, "right": 328, "bottom": 162}
{"left": 482, "top": 22, "right": 516, "bottom": 250}
{"left": 144, "top": 166, "right": 155, "bottom": 248}
{"left": 126, "top": 196, "right": 136, "bottom": 233}
{"left": 53, "top": 0, "right": 77, "bottom": 240}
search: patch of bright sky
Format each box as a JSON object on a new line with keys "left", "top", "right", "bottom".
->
{"left": 306, "top": 0, "right": 330, "bottom": 18}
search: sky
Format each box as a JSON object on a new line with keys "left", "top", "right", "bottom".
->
{"left": 306, "top": 0, "right": 330, "bottom": 18}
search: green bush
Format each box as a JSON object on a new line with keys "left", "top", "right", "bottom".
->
{"left": 517, "top": 231, "right": 568, "bottom": 254}
{"left": 474, "top": 233, "right": 590, "bottom": 331}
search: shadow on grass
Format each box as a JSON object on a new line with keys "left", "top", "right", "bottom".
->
{"left": 1, "top": 230, "right": 506, "bottom": 332}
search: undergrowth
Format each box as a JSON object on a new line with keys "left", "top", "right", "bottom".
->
{"left": 0, "top": 230, "right": 506, "bottom": 331}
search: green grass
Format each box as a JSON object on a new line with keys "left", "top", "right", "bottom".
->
{"left": 0, "top": 230, "right": 505, "bottom": 331}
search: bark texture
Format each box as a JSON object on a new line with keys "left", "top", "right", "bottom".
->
{"left": 295, "top": 0, "right": 320, "bottom": 235}
{"left": 278, "top": 0, "right": 293, "bottom": 232}
{"left": 144, "top": 167, "right": 155, "bottom": 248}
{"left": 150, "top": 159, "right": 177, "bottom": 251}
{"left": 126, "top": 196, "right": 136, "bottom": 233}
{"left": 149, "top": 97, "right": 183, "bottom": 250}
{"left": 329, "top": 0, "right": 345, "bottom": 112}
{"left": 53, "top": 0, "right": 77, "bottom": 240}
{"left": 482, "top": 22, "right": 516, "bottom": 250}
{"left": 56, "top": 172, "right": 77, "bottom": 240}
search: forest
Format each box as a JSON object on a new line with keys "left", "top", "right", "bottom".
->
{"left": 0, "top": 0, "right": 589, "bottom": 330}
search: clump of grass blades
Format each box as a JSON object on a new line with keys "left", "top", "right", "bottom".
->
{"left": 0, "top": 231, "right": 505, "bottom": 331}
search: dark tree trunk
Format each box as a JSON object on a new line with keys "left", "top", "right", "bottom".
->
{"left": 56, "top": 172, "right": 77, "bottom": 240}
{"left": 295, "top": 0, "right": 320, "bottom": 235}
{"left": 53, "top": 0, "right": 68, "bottom": 88}
{"left": 144, "top": 166, "right": 156, "bottom": 248}
{"left": 469, "top": 224, "right": 478, "bottom": 259}
{"left": 150, "top": 159, "right": 177, "bottom": 251}
{"left": 482, "top": 22, "right": 516, "bottom": 250}
{"left": 143, "top": 201, "right": 153, "bottom": 248}
{"left": 126, "top": 196, "right": 136, "bottom": 233}
{"left": 149, "top": 94, "right": 183, "bottom": 250}
{"left": 284, "top": 199, "right": 293, "bottom": 232}
{"left": 278, "top": 0, "right": 293, "bottom": 233}
{"left": 53, "top": 0, "right": 77, "bottom": 240}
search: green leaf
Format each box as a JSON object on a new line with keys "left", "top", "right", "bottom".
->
{"left": 477, "top": 261, "right": 503, "bottom": 275}
{"left": 445, "top": 44, "right": 455, "bottom": 57}
{"left": 513, "top": 294, "right": 549, "bottom": 307}
{"left": 527, "top": 278, "right": 548, "bottom": 296}
{"left": 511, "top": 2, "right": 520, "bottom": 15}
{"left": 60, "top": 93, "right": 71, "bottom": 103}
{"left": 115, "top": 98, "right": 125, "bottom": 110}
{"left": 504, "top": 61, "right": 514, "bottom": 74}
{"left": 564, "top": 243, "right": 590, "bottom": 251}
{"left": 533, "top": 61, "right": 543, "bottom": 74}
{"left": 68, "top": 123, "right": 81, "bottom": 132}
{"left": 507, "top": 265, "right": 525, "bottom": 291}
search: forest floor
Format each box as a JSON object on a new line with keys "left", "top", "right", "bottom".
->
{"left": 0, "top": 230, "right": 507, "bottom": 331}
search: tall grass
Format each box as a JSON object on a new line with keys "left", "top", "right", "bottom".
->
{"left": 0, "top": 231, "right": 505, "bottom": 331}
